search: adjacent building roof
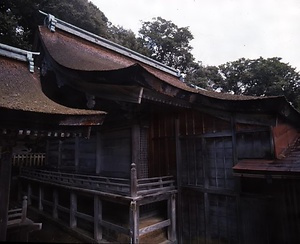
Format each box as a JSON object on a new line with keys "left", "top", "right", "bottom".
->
{"left": 233, "top": 138, "right": 300, "bottom": 178}
{"left": 0, "top": 43, "right": 106, "bottom": 127}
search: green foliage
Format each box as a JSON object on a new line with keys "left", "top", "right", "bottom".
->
{"left": 185, "top": 62, "right": 222, "bottom": 90}
{"left": 39, "top": 0, "right": 109, "bottom": 38}
{"left": 138, "top": 17, "right": 195, "bottom": 73}
{"left": 0, "top": 0, "right": 110, "bottom": 49}
{"left": 107, "top": 24, "right": 149, "bottom": 55}
{"left": 213, "top": 57, "right": 300, "bottom": 108}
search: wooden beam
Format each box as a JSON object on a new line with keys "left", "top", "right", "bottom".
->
{"left": 0, "top": 149, "right": 12, "bottom": 241}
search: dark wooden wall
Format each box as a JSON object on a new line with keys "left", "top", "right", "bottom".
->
{"left": 46, "top": 136, "right": 97, "bottom": 173}
{"left": 148, "top": 112, "right": 177, "bottom": 177}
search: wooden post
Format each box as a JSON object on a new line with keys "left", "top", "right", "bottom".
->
{"left": 94, "top": 195, "right": 102, "bottom": 241}
{"left": 53, "top": 189, "right": 58, "bottom": 219}
{"left": 168, "top": 193, "right": 177, "bottom": 242}
{"left": 58, "top": 140, "right": 62, "bottom": 169}
{"left": 129, "top": 200, "right": 139, "bottom": 244}
{"left": 27, "top": 183, "right": 32, "bottom": 206}
{"left": 21, "top": 196, "right": 28, "bottom": 222}
{"left": 75, "top": 137, "right": 79, "bottom": 173}
{"left": 131, "top": 124, "right": 140, "bottom": 178}
{"left": 70, "top": 192, "right": 77, "bottom": 228}
{"left": 96, "top": 132, "right": 102, "bottom": 174}
{"left": 0, "top": 148, "right": 12, "bottom": 241}
{"left": 38, "top": 185, "right": 43, "bottom": 211}
{"left": 130, "top": 163, "right": 137, "bottom": 197}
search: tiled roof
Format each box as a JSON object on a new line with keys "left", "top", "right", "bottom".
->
{"left": 0, "top": 55, "right": 105, "bottom": 117}
{"left": 39, "top": 26, "right": 278, "bottom": 102}
{"left": 233, "top": 137, "right": 300, "bottom": 176}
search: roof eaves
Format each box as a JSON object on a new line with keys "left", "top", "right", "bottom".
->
{"left": 39, "top": 10, "right": 180, "bottom": 78}
{"left": 0, "top": 43, "right": 40, "bottom": 73}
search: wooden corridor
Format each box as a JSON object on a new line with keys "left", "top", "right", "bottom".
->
{"left": 18, "top": 165, "right": 177, "bottom": 243}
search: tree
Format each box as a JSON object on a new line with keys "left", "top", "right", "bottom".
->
{"left": 0, "top": 0, "right": 110, "bottom": 49}
{"left": 107, "top": 24, "right": 149, "bottom": 55}
{"left": 185, "top": 62, "right": 222, "bottom": 89}
{"left": 138, "top": 17, "right": 195, "bottom": 73}
{"left": 213, "top": 57, "right": 300, "bottom": 108}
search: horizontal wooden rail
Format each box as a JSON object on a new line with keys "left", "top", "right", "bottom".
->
{"left": 21, "top": 168, "right": 176, "bottom": 197}
{"left": 139, "top": 219, "right": 170, "bottom": 236}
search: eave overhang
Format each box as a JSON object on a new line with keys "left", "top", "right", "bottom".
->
{"left": 0, "top": 46, "right": 106, "bottom": 131}
{"left": 37, "top": 12, "right": 300, "bottom": 127}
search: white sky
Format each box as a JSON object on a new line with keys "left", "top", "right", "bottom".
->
{"left": 92, "top": 0, "right": 300, "bottom": 71}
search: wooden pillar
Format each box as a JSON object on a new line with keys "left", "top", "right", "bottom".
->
{"left": 130, "top": 163, "right": 137, "bottom": 198}
{"left": 168, "top": 193, "right": 176, "bottom": 242}
{"left": 94, "top": 195, "right": 102, "bottom": 241}
{"left": 129, "top": 200, "right": 139, "bottom": 244}
{"left": 0, "top": 148, "right": 12, "bottom": 241}
{"left": 96, "top": 132, "right": 102, "bottom": 174}
{"left": 131, "top": 124, "right": 140, "bottom": 178}
{"left": 27, "top": 183, "right": 32, "bottom": 206}
{"left": 58, "top": 140, "right": 62, "bottom": 169}
{"left": 70, "top": 192, "right": 77, "bottom": 228}
{"left": 75, "top": 137, "right": 79, "bottom": 173}
{"left": 53, "top": 189, "right": 58, "bottom": 219}
{"left": 38, "top": 185, "right": 43, "bottom": 211}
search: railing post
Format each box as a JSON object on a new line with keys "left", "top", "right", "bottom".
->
{"left": 129, "top": 200, "right": 139, "bottom": 244}
{"left": 21, "top": 196, "right": 28, "bottom": 222}
{"left": 53, "top": 189, "right": 58, "bottom": 219}
{"left": 70, "top": 191, "right": 77, "bottom": 228}
{"left": 130, "top": 163, "right": 137, "bottom": 197}
{"left": 94, "top": 195, "right": 102, "bottom": 241}
{"left": 168, "top": 193, "right": 177, "bottom": 242}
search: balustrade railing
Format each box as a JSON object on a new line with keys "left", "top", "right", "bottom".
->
{"left": 12, "top": 153, "right": 45, "bottom": 167}
{"left": 20, "top": 164, "right": 175, "bottom": 197}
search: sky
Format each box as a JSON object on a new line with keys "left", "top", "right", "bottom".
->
{"left": 92, "top": 0, "right": 300, "bottom": 71}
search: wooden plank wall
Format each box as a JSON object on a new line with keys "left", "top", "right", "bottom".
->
{"left": 148, "top": 112, "right": 177, "bottom": 177}
{"left": 46, "top": 136, "right": 96, "bottom": 173}
{"left": 178, "top": 110, "right": 240, "bottom": 243}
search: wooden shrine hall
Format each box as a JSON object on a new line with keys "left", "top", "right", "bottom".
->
{"left": 1, "top": 11, "right": 300, "bottom": 243}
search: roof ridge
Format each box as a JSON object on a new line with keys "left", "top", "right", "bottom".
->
{"left": 39, "top": 10, "right": 181, "bottom": 78}
{"left": 0, "top": 43, "right": 40, "bottom": 73}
